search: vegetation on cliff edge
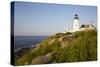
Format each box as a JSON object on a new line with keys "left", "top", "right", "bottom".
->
{"left": 15, "top": 30, "right": 97, "bottom": 65}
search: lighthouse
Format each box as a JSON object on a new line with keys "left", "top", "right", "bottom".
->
{"left": 73, "top": 14, "right": 80, "bottom": 32}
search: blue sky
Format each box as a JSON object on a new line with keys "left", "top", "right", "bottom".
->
{"left": 14, "top": 1, "right": 97, "bottom": 36}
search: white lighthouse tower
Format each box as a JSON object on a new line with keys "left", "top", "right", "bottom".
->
{"left": 73, "top": 14, "right": 79, "bottom": 32}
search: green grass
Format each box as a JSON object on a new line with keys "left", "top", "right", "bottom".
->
{"left": 15, "top": 30, "right": 97, "bottom": 65}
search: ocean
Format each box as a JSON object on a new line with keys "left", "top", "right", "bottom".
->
{"left": 14, "top": 36, "right": 48, "bottom": 51}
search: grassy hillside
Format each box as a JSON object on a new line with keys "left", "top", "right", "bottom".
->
{"left": 14, "top": 30, "right": 97, "bottom": 65}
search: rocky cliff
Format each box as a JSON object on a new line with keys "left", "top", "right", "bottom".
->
{"left": 14, "top": 30, "right": 97, "bottom": 65}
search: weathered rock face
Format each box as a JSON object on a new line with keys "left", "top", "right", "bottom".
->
{"left": 31, "top": 55, "right": 49, "bottom": 64}
{"left": 49, "top": 39, "right": 56, "bottom": 45}
{"left": 58, "top": 35, "right": 75, "bottom": 48}
{"left": 59, "top": 35, "right": 75, "bottom": 42}
{"left": 63, "top": 35, "right": 75, "bottom": 41}
{"left": 31, "top": 52, "right": 53, "bottom": 64}
{"left": 14, "top": 48, "right": 30, "bottom": 59}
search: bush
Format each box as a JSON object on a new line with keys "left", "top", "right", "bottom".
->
{"left": 55, "top": 30, "right": 97, "bottom": 62}
{"left": 86, "top": 36, "right": 97, "bottom": 60}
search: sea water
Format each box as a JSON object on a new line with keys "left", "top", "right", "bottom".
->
{"left": 14, "top": 36, "right": 48, "bottom": 51}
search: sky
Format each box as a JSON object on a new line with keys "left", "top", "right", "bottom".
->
{"left": 13, "top": 1, "right": 97, "bottom": 36}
